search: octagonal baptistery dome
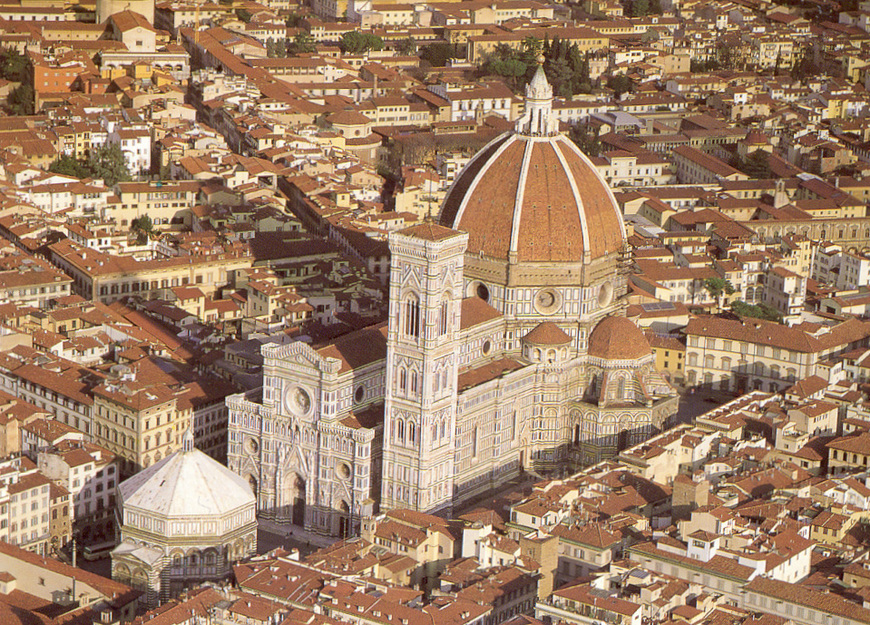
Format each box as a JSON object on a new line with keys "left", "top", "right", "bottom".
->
{"left": 112, "top": 432, "right": 257, "bottom": 606}
{"left": 439, "top": 64, "right": 630, "bottom": 340}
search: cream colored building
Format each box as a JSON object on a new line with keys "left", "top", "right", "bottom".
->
{"left": 684, "top": 316, "right": 870, "bottom": 393}
{"left": 47, "top": 238, "right": 252, "bottom": 304}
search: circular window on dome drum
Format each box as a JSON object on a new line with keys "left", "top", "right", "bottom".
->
{"left": 598, "top": 282, "right": 614, "bottom": 308}
{"left": 285, "top": 386, "right": 312, "bottom": 417}
{"left": 476, "top": 282, "right": 490, "bottom": 302}
{"left": 354, "top": 386, "right": 365, "bottom": 403}
{"left": 336, "top": 462, "right": 351, "bottom": 480}
{"left": 482, "top": 339, "right": 492, "bottom": 355}
{"left": 534, "top": 288, "right": 562, "bottom": 315}
{"left": 245, "top": 438, "right": 259, "bottom": 454}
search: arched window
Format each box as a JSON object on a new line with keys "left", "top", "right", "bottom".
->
{"left": 432, "top": 423, "right": 438, "bottom": 441}
{"left": 399, "top": 368, "right": 407, "bottom": 393}
{"left": 409, "top": 422, "right": 416, "bottom": 444}
{"left": 410, "top": 370, "right": 418, "bottom": 395}
{"left": 617, "top": 378, "right": 625, "bottom": 399}
{"left": 441, "top": 420, "right": 447, "bottom": 439}
{"left": 440, "top": 299, "right": 449, "bottom": 335}
{"left": 403, "top": 295, "right": 420, "bottom": 338}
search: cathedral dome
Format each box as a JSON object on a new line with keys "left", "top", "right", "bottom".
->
{"left": 588, "top": 316, "right": 651, "bottom": 361}
{"left": 438, "top": 66, "right": 625, "bottom": 266}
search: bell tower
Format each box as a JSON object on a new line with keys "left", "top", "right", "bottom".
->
{"left": 381, "top": 223, "right": 468, "bottom": 515}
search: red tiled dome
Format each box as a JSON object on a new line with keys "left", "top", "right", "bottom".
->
{"left": 523, "top": 321, "right": 571, "bottom": 345}
{"left": 588, "top": 316, "right": 650, "bottom": 360}
{"left": 438, "top": 132, "right": 626, "bottom": 264}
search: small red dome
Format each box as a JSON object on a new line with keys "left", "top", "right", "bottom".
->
{"left": 588, "top": 316, "right": 650, "bottom": 360}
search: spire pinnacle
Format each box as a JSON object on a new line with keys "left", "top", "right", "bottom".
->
{"left": 517, "top": 63, "right": 558, "bottom": 137}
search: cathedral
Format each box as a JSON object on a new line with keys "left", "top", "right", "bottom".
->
{"left": 225, "top": 65, "right": 680, "bottom": 538}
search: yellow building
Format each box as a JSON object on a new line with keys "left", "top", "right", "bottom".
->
{"left": 646, "top": 333, "right": 685, "bottom": 385}
{"left": 361, "top": 508, "right": 457, "bottom": 592}
{"left": 809, "top": 510, "right": 855, "bottom": 545}
{"left": 828, "top": 432, "right": 870, "bottom": 475}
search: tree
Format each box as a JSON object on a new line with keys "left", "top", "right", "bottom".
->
{"left": 481, "top": 44, "right": 529, "bottom": 90}
{"left": 739, "top": 150, "right": 772, "bottom": 180}
{"left": 287, "top": 31, "right": 316, "bottom": 55}
{"left": 704, "top": 277, "right": 736, "bottom": 312}
{"left": 419, "top": 42, "right": 462, "bottom": 67}
{"left": 131, "top": 215, "right": 155, "bottom": 245}
{"left": 235, "top": 8, "right": 252, "bottom": 22}
{"left": 87, "top": 144, "right": 132, "bottom": 186}
{"left": 570, "top": 124, "right": 602, "bottom": 157}
{"left": 395, "top": 37, "right": 416, "bottom": 56}
{"left": 607, "top": 74, "right": 633, "bottom": 98}
{"left": 791, "top": 46, "right": 816, "bottom": 81}
{"left": 715, "top": 40, "right": 741, "bottom": 70}
{"left": 340, "top": 31, "right": 384, "bottom": 54}
{"left": 731, "top": 300, "right": 782, "bottom": 322}
{"left": 49, "top": 154, "right": 89, "bottom": 178}
{"left": 641, "top": 28, "right": 660, "bottom": 44}
{"left": 285, "top": 12, "right": 304, "bottom": 27}
{"left": 0, "top": 47, "right": 27, "bottom": 82}
{"left": 8, "top": 83, "right": 33, "bottom": 115}
{"left": 629, "top": 0, "right": 649, "bottom": 16}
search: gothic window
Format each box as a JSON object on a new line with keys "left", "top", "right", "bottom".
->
{"left": 441, "top": 420, "right": 447, "bottom": 439}
{"left": 431, "top": 423, "right": 438, "bottom": 442}
{"left": 396, "top": 419, "right": 405, "bottom": 442}
{"left": 439, "top": 299, "right": 449, "bottom": 335}
{"left": 399, "top": 368, "right": 407, "bottom": 394}
{"left": 617, "top": 378, "right": 625, "bottom": 399}
{"left": 403, "top": 294, "right": 420, "bottom": 338}
{"left": 409, "top": 422, "right": 417, "bottom": 444}
{"left": 410, "top": 370, "right": 419, "bottom": 395}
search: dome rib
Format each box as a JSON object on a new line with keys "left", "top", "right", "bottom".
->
{"left": 439, "top": 133, "right": 511, "bottom": 227}
{"left": 552, "top": 135, "right": 592, "bottom": 258}
{"left": 508, "top": 138, "right": 535, "bottom": 257}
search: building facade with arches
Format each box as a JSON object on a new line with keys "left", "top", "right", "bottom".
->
{"left": 226, "top": 65, "right": 679, "bottom": 536}
{"left": 111, "top": 431, "right": 256, "bottom": 607}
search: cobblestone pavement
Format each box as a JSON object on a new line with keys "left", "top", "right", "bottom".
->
{"left": 257, "top": 518, "right": 334, "bottom": 557}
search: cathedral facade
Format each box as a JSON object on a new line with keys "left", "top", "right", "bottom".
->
{"left": 225, "top": 66, "right": 679, "bottom": 537}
